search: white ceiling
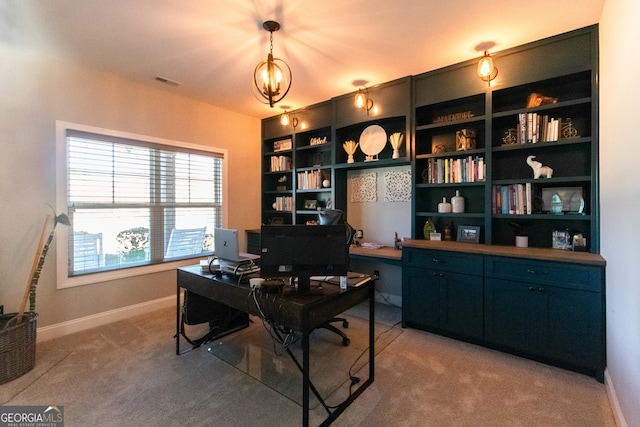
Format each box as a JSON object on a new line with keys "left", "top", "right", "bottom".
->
{"left": 10, "top": 0, "right": 604, "bottom": 119}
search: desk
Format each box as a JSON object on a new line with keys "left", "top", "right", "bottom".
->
{"left": 176, "top": 266, "right": 375, "bottom": 427}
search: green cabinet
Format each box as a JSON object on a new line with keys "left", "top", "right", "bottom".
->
{"left": 401, "top": 243, "right": 606, "bottom": 381}
{"left": 402, "top": 248, "right": 483, "bottom": 340}
{"left": 484, "top": 256, "right": 604, "bottom": 379}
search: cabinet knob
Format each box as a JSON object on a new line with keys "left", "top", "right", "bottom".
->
{"left": 432, "top": 258, "right": 443, "bottom": 263}
{"left": 528, "top": 286, "right": 545, "bottom": 292}
{"left": 526, "top": 269, "right": 546, "bottom": 275}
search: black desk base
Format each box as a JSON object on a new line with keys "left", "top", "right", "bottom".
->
{"left": 176, "top": 266, "right": 375, "bottom": 427}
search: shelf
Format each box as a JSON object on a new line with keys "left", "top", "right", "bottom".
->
{"left": 296, "top": 188, "right": 331, "bottom": 193}
{"left": 416, "top": 181, "right": 486, "bottom": 188}
{"left": 296, "top": 143, "right": 331, "bottom": 152}
{"left": 415, "top": 115, "right": 486, "bottom": 131}
{"left": 492, "top": 176, "right": 591, "bottom": 185}
{"left": 491, "top": 97, "right": 592, "bottom": 119}
{"left": 416, "top": 147, "right": 485, "bottom": 160}
{"left": 492, "top": 137, "right": 590, "bottom": 152}
{"left": 416, "top": 212, "right": 485, "bottom": 219}
{"left": 334, "top": 158, "right": 411, "bottom": 170}
{"left": 492, "top": 213, "right": 591, "bottom": 220}
{"left": 264, "top": 190, "right": 293, "bottom": 194}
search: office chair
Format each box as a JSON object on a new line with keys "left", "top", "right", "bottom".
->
{"left": 315, "top": 209, "right": 354, "bottom": 346}
{"left": 316, "top": 317, "right": 350, "bottom": 346}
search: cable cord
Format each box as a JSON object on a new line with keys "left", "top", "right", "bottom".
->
{"left": 325, "top": 318, "right": 403, "bottom": 410}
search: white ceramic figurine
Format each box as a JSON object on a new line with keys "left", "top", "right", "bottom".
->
{"left": 526, "top": 155, "right": 553, "bottom": 179}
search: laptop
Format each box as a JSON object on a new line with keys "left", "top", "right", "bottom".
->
{"left": 214, "top": 228, "right": 260, "bottom": 264}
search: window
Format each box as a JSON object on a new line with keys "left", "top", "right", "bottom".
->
{"left": 56, "top": 122, "right": 227, "bottom": 287}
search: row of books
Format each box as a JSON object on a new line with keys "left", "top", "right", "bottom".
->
{"left": 273, "top": 196, "right": 293, "bottom": 212}
{"left": 270, "top": 155, "right": 292, "bottom": 172}
{"left": 492, "top": 184, "right": 533, "bottom": 215}
{"left": 297, "top": 169, "right": 325, "bottom": 190}
{"left": 424, "top": 156, "right": 486, "bottom": 184}
{"left": 515, "top": 113, "right": 567, "bottom": 144}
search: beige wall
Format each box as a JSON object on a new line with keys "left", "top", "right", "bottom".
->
{"left": 0, "top": 44, "right": 261, "bottom": 327}
{"left": 600, "top": 1, "right": 640, "bottom": 426}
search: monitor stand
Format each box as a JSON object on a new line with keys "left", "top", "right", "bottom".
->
{"left": 282, "top": 275, "right": 324, "bottom": 296}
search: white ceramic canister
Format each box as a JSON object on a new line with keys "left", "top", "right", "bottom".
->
{"left": 438, "top": 197, "right": 452, "bottom": 213}
{"left": 451, "top": 190, "right": 465, "bottom": 213}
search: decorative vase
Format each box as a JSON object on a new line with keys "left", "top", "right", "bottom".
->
{"left": 347, "top": 154, "right": 354, "bottom": 164}
{"left": 451, "top": 190, "right": 465, "bottom": 213}
{"left": 392, "top": 148, "right": 400, "bottom": 159}
{"left": 423, "top": 218, "right": 436, "bottom": 240}
{"left": 438, "top": 197, "right": 452, "bottom": 213}
{"left": 444, "top": 223, "right": 452, "bottom": 241}
{"left": 515, "top": 235, "right": 529, "bottom": 247}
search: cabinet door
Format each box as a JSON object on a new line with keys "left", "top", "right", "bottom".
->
{"left": 544, "top": 284, "right": 602, "bottom": 368}
{"left": 485, "top": 277, "right": 602, "bottom": 368}
{"left": 484, "top": 278, "right": 544, "bottom": 354}
{"left": 438, "top": 270, "right": 483, "bottom": 339}
{"left": 403, "top": 266, "right": 441, "bottom": 329}
{"left": 403, "top": 266, "right": 483, "bottom": 339}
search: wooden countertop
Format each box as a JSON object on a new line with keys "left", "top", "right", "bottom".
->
{"left": 401, "top": 239, "right": 606, "bottom": 266}
{"left": 350, "top": 245, "right": 402, "bottom": 260}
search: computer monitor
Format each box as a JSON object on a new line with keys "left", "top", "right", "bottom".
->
{"left": 260, "top": 224, "right": 350, "bottom": 293}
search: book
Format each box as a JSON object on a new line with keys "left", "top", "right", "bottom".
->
{"left": 501, "top": 186, "right": 509, "bottom": 214}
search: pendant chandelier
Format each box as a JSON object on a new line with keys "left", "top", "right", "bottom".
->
{"left": 253, "top": 21, "right": 292, "bottom": 107}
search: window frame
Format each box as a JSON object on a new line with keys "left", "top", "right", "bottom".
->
{"left": 55, "top": 121, "right": 228, "bottom": 289}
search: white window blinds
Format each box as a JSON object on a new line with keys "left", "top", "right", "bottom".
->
{"left": 66, "top": 130, "right": 223, "bottom": 276}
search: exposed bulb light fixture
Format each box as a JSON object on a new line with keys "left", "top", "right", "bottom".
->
{"left": 477, "top": 50, "right": 498, "bottom": 86}
{"left": 280, "top": 109, "right": 298, "bottom": 129}
{"left": 253, "top": 21, "right": 292, "bottom": 107}
{"left": 354, "top": 87, "right": 374, "bottom": 114}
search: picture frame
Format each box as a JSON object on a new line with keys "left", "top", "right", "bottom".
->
{"left": 552, "top": 230, "right": 572, "bottom": 250}
{"left": 457, "top": 225, "right": 480, "bottom": 244}
{"left": 304, "top": 199, "right": 317, "bottom": 210}
{"left": 541, "top": 187, "right": 584, "bottom": 213}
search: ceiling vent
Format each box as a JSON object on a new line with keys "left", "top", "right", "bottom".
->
{"left": 154, "top": 75, "right": 181, "bottom": 86}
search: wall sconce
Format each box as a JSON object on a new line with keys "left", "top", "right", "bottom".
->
{"left": 477, "top": 50, "right": 498, "bottom": 86}
{"left": 280, "top": 110, "right": 298, "bottom": 129}
{"left": 354, "top": 87, "right": 374, "bottom": 115}
{"left": 253, "top": 21, "right": 292, "bottom": 107}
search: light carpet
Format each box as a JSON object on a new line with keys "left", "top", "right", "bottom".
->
{"left": 0, "top": 302, "right": 615, "bottom": 426}
{"left": 204, "top": 313, "right": 403, "bottom": 408}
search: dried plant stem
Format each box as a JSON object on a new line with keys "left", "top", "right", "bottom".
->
{"left": 18, "top": 215, "right": 51, "bottom": 317}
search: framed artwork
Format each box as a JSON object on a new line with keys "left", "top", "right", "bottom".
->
{"left": 552, "top": 230, "right": 572, "bottom": 250}
{"left": 304, "top": 199, "right": 317, "bottom": 210}
{"left": 457, "top": 225, "right": 480, "bottom": 244}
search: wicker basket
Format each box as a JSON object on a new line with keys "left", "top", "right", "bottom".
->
{"left": 0, "top": 313, "right": 38, "bottom": 385}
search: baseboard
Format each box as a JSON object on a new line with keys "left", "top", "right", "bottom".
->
{"left": 36, "top": 295, "right": 175, "bottom": 343}
{"left": 605, "top": 368, "right": 629, "bottom": 427}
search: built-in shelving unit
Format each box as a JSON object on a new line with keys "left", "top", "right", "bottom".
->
{"left": 261, "top": 25, "right": 604, "bottom": 381}
{"left": 261, "top": 78, "right": 412, "bottom": 224}
{"left": 411, "top": 26, "right": 599, "bottom": 253}
{"left": 261, "top": 26, "right": 599, "bottom": 253}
